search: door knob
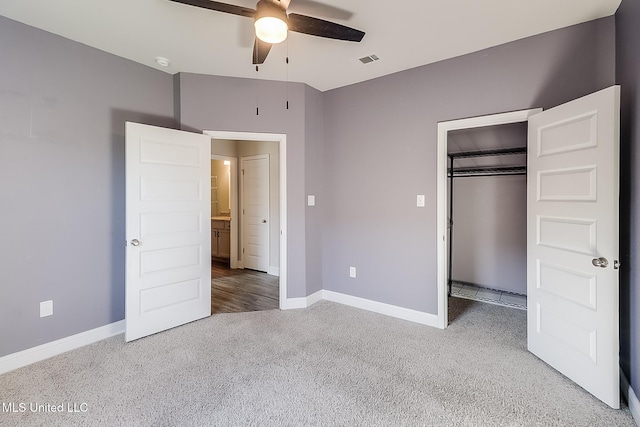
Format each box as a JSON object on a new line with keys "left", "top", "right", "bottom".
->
{"left": 262, "top": 219, "right": 267, "bottom": 223}
{"left": 131, "top": 239, "right": 141, "bottom": 247}
{"left": 592, "top": 257, "right": 608, "bottom": 268}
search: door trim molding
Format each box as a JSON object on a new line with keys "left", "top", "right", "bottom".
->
{"left": 204, "top": 131, "right": 287, "bottom": 310}
{"left": 435, "top": 109, "right": 542, "bottom": 329}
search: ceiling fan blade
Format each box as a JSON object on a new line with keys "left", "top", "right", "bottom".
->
{"left": 286, "top": 0, "right": 353, "bottom": 21}
{"left": 168, "top": 0, "right": 255, "bottom": 18}
{"left": 253, "top": 38, "right": 272, "bottom": 64}
{"left": 287, "top": 13, "right": 364, "bottom": 42}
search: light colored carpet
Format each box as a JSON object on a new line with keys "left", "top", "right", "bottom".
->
{"left": 0, "top": 298, "right": 635, "bottom": 426}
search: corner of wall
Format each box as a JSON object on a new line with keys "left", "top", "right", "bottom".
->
{"left": 303, "top": 84, "right": 325, "bottom": 297}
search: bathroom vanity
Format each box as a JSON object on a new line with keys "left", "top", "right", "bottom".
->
{"left": 211, "top": 217, "right": 231, "bottom": 260}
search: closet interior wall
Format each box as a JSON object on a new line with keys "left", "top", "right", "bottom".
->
{"left": 447, "top": 123, "right": 528, "bottom": 296}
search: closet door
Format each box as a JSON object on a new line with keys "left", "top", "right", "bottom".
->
{"left": 527, "top": 86, "right": 619, "bottom": 408}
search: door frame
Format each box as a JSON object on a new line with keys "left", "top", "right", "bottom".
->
{"left": 435, "top": 109, "right": 542, "bottom": 329}
{"left": 211, "top": 154, "right": 238, "bottom": 268}
{"left": 204, "top": 131, "right": 287, "bottom": 310}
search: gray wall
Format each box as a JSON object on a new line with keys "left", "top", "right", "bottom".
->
{"left": 322, "top": 17, "right": 615, "bottom": 314}
{"left": 0, "top": 16, "right": 175, "bottom": 357}
{"left": 451, "top": 176, "right": 527, "bottom": 294}
{"left": 174, "top": 73, "right": 312, "bottom": 298}
{"left": 616, "top": 0, "right": 640, "bottom": 399}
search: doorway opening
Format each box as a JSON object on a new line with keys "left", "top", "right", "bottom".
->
{"left": 447, "top": 122, "right": 528, "bottom": 312}
{"left": 435, "top": 109, "right": 541, "bottom": 329}
{"left": 205, "top": 131, "right": 287, "bottom": 313}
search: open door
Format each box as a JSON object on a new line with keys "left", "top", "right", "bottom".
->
{"left": 125, "top": 122, "right": 211, "bottom": 342}
{"left": 527, "top": 86, "right": 620, "bottom": 408}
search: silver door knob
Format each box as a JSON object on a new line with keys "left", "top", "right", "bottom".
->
{"left": 592, "top": 257, "right": 608, "bottom": 268}
{"left": 131, "top": 239, "right": 141, "bottom": 247}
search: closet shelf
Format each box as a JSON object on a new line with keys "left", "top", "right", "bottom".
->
{"left": 448, "top": 146, "right": 526, "bottom": 159}
{"left": 449, "top": 166, "right": 526, "bottom": 177}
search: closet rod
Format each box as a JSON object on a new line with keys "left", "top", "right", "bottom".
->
{"left": 452, "top": 172, "right": 526, "bottom": 178}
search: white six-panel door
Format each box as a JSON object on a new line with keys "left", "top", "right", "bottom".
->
{"left": 125, "top": 122, "right": 211, "bottom": 342}
{"left": 241, "top": 155, "right": 270, "bottom": 272}
{"left": 527, "top": 86, "right": 620, "bottom": 408}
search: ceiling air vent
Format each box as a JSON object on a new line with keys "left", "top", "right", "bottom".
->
{"left": 359, "top": 54, "right": 380, "bottom": 64}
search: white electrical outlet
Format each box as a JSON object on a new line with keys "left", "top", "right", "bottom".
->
{"left": 417, "top": 194, "right": 426, "bottom": 207}
{"left": 307, "top": 195, "right": 316, "bottom": 206}
{"left": 40, "top": 300, "right": 53, "bottom": 317}
{"left": 349, "top": 266, "right": 357, "bottom": 278}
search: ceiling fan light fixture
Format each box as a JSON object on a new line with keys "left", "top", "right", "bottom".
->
{"left": 254, "top": 0, "right": 288, "bottom": 44}
{"left": 255, "top": 17, "right": 288, "bottom": 43}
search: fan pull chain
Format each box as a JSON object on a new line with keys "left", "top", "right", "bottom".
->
{"left": 286, "top": 38, "right": 290, "bottom": 110}
{"left": 286, "top": 56, "right": 289, "bottom": 110}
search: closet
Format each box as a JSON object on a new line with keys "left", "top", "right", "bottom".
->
{"left": 447, "top": 122, "right": 528, "bottom": 308}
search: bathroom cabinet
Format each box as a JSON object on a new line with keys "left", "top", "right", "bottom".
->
{"left": 211, "top": 218, "right": 231, "bottom": 259}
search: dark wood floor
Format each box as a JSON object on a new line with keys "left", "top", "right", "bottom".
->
{"left": 211, "top": 260, "right": 279, "bottom": 314}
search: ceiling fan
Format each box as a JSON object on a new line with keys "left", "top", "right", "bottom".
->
{"left": 168, "top": 0, "right": 365, "bottom": 64}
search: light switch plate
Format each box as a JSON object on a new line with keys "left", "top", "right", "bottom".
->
{"left": 349, "top": 266, "right": 357, "bottom": 278}
{"left": 417, "top": 194, "right": 426, "bottom": 207}
{"left": 40, "top": 300, "right": 53, "bottom": 317}
{"left": 307, "top": 195, "right": 316, "bottom": 206}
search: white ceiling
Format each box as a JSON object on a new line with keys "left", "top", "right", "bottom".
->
{"left": 0, "top": 0, "right": 622, "bottom": 92}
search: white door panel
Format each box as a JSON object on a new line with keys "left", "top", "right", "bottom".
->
{"left": 242, "top": 155, "right": 269, "bottom": 272}
{"left": 527, "top": 86, "right": 620, "bottom": 408}
{"left": 125, "top": 122, "right": 211, "bottom": 342}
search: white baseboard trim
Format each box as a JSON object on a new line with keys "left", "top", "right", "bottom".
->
{"left": 281, "top": 290, "right": 323, "bottom": 310}
{"left": 282, "top": 290, "right": 439, "bottom": 327}
{"left": 0, "top": 320, "right": 125, "bottom": 375}
{"left": 268, "top": 266, "right": 280, "bottom": 277}
{"left": 281, "top": 297, "right": 307, "bottom": 310}
{"left": 621, "top": 369, "right": 640, "bottom": 425}
{"left": 322, "top": 290, "right": 440, "bottom": 328}
{"left": 306, "top": 290, "right": 324, "bottom": 306}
